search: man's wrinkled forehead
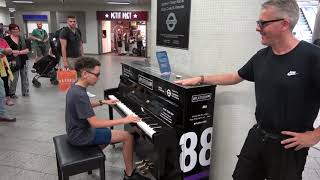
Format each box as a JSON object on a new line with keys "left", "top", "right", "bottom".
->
{"left": 68, "top": 18, "right": 76, "bottom": 22}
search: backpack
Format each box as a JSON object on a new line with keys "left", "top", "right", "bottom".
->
{"left": 54, "top": 27, "right": 65, "bottom": 56}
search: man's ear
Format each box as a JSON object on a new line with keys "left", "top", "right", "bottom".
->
{"left": 281, "top": 19, "right": 290, "bottom": 32}
{"left": 80, "top": 70, "right": 86, "bottom": 79}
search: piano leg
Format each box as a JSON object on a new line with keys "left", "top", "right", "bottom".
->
{"left": 108, "top": 105, "right": 116, "bottom": 148}
{"left": 109, "top": 105, "right": 114, "bottom": 121}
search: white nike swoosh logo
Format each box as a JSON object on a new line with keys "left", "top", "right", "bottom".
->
{"left": 287, "top": 71, "right": 298, "bottom": 76}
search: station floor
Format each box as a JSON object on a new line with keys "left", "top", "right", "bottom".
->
{"left": 0, "top": 54, "right": 319, "bottom": 180}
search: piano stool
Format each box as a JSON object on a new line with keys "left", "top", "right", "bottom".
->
{"left": 53, "top": 134, "right": 106, "bottom": 180}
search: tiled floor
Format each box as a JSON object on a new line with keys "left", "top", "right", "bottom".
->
{"left": 0, "top": 54, "right": 319, "bottom": 180}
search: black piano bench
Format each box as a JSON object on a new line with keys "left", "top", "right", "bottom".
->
{"left": 53, "top": 134, "right": 106, "bottom": 180}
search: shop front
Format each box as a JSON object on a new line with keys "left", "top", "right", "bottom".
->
{"left": 96, "top": 11, "right": 148, "bottom": 57}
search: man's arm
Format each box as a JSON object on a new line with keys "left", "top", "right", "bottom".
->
{"left": 60, "top": 38, "right": 68, "bottom": 68}
{"left": 43, "top": 30, "right": 49, "bottom": 42}
{"left": 29, "top": 30, "right": 42, "bottom": 41}
{"left": 175, "top": 72, "right": 244, "bottom": 86}
{"left": 87, "top": 114, "right": 140, "bottom": 128}
{"left": 91, "top": 99, "right": 118, "bottom": 108}
{"left": 80, "top": 41, "right": 84, "bottom": 56}
{"left": 29, "top": 35, "right": 42, "bottom": 42}
{"left": 281, "top": 127, "right": 320, "bottom": 151}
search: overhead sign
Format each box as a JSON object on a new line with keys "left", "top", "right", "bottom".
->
{"left": 96, "top": 11, "right": 148, "bottom": 21}
{"left": 22, "top": 15, "right": 48, "bottom": 21}
{"left": 157, "top": 0, "right": 191, "bottom": 49}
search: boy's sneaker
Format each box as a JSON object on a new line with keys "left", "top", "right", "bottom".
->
{"left": 123, "top": 170, "right": 150, "bottom": 180}
{"left": 10, "top": 94, "right": 18, "bottom": 99}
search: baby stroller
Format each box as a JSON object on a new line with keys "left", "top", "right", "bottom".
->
{"left": 31, "top": 34, "right": 60, "bottom": 88}
{"left": 31, "top": 55, "right": 59, "bottom": 87}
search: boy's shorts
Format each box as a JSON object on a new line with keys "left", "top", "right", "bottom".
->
{"left": 92, "top": 128, "right": 112, "bottom": 145}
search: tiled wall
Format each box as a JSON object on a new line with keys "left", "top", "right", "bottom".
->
{"left": 149, "top": 1, "right": 264, "bottom": 179}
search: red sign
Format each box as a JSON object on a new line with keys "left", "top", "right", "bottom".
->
{"left": 96, "top": 11, "right": 148, "bottom": 21}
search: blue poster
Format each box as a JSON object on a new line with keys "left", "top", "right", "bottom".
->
{"left": 156, "top": 51, "right": 171, "bottom": 74}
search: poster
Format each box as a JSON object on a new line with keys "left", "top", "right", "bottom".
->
{"left": 157, "top": 0, "right": 191, "bottom": 49}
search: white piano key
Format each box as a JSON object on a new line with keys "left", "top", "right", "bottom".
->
{"left": 108, "top": 94, "right": 156, "bottom": 138}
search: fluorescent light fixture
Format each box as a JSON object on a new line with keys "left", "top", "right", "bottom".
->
{"left": 106, "top": 1, "right": 130, "bottom": 5}
{"left": 12, "top": 1, "right": 34, "bottom": 4}
{"left": 9, "top": 8, "right": 16, "bottom": 12}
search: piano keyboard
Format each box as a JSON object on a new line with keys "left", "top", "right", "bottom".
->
{"left": 108, "top": 95, "right": 156, "bottom": 138}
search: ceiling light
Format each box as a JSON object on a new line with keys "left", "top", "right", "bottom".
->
{"left": 106, "top": 1, "right": 130, "bottom": 5}
{"left": 9, "top": 8, "right": 16, "bottom": 12}
{"left": 12, "top": 1, "right": 34, "bottom": 4}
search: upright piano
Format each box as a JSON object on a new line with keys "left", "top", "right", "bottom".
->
{"left": 104, "top": 61, "right": 216, "bottom": 180}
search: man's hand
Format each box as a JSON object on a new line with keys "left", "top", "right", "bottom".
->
{"left": 123, "top": 115, "right": 141, "bottom": 124}
{"left": 12, "top": 50, "right": 20, "bottom": 57}
{"left": 102, "top": 99, "right": 119, "bottom": 105}
{"left": 281, "top": 130, "right": 320, "bottom": 151}
{"left": 175, "top": 76, "right": 201, "bottom": 86}
{"left": 63, "top": 60, "right": 69, "bottom": 69}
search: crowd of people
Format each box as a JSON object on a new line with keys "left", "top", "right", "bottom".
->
{"left": 0, "top": 15, "right": 92, "bottom": 122}
{"left": 116, "top": 29, "right": 144, "bottom": 56}
{"left": 0, "top": 23, "right": 30, "bottom": 119}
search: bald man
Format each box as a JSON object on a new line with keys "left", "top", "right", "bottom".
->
{"left": 30, "top": 21, "right": 48, "bottom": 59}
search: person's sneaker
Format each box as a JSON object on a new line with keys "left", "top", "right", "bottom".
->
{"left": 10, "top": 94, "right": 18, "bottom": 99}
{"left": 0, "top": 116, "right": 16, "bottom": 122}
{"left": 87, "top": 91, "right": 96, "bottom": 98}
{"left": 5, "top": 97, "right": 14, "bottom": 106}
{"left": 123, "top": 170, "right": 150, "bottom": 180}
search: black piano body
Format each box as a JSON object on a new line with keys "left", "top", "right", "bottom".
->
{"left": 104, "top": 61, "right": 216, "bottom": 180}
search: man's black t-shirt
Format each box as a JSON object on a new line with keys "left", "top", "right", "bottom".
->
{"left": 59, "top": 27, "right": 82, "bottom": 58}
{"left": 238, "top": 41, "right": 320, "bottom": 133}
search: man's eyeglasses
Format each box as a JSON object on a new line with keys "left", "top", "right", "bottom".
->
{"left": 86, "top": 71, "right": 100, "bottom": 78}
{"left": 256, "top": 18, "right": 284, "bottom": 29}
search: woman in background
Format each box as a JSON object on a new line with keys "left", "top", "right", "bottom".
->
{"left": 4, "top": 24, "right": 30, "bottom": 98}
{"left": 0, "top": 37, "right": 14, "bottom": 106}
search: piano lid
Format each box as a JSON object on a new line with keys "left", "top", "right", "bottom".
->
{"left": 122, "top": 61, "right": 211, "bottom": 89}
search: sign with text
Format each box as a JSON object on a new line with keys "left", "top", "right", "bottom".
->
{"left": 156, "top": 0, "right": 191, "bottom": 49}
{"left": 23, "top": 15, "right": 48, "bottom": 21}
{"left": 96, "top": 11, "right": 148, "bottom": 21}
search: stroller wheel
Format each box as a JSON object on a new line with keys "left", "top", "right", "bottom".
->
{"left": 32, "top": 79, "right": 41, "bottom": 88}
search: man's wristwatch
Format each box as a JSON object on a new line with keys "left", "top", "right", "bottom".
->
{"left": 99, "top": 100, "right": 104, "bottom": 106}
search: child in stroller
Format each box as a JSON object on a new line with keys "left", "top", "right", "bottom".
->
{"left": 31, "top": 34, "right": 60, "bottom": 87}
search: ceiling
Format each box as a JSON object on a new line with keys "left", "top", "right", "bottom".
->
{"left": 6, "top": 0, "right": 150, "bottom": 7}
